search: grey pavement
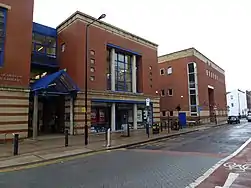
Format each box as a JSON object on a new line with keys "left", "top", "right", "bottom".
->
{"left": 0, "top": 120, "right": 250, "bottom": 188}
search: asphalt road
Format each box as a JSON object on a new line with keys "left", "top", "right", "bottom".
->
{"left": 1, "top": 121, "right": 251, "bottom": 188}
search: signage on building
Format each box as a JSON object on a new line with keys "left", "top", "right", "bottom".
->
{"left": 99, "top": 109, "right": 105, "bottom": 122}
{"left": 137, "top": 110, "right": 143, "bottom": 122}
{"left": 91, "top": 110, "right": 97, "bottom": 123}
{"left": 0, "top": 73, "right": 22, "bottom": 82}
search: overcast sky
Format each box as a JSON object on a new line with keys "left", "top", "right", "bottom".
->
{"left": 34, "top": 0, "right": 251, "bottom": 92}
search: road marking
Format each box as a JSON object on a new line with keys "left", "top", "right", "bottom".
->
{"left": 224, "top": 162, "right": 251, "bottom": 172}
{"left": 215, "top": 172, "right": 239, "bottom": 188}
{"left": 186, "top": 135, "right": 251, "bottom": 188}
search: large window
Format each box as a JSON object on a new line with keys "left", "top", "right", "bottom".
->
{"left": 188, "top": 62, "right": 198, "bottom": 116}
{"left": 32, "top": 33, "right": 56, "bottom": 58}
{"left": 115, "top": 52, "right": 132, "bottom": 92}
{"left": 0, "top": 8, "right": 7, "bottom": 67}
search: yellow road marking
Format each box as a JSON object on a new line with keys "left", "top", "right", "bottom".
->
{"left": 0, "top": 148, "right": 125, "bottom": 173}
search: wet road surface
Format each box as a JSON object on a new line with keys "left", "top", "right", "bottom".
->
{"left": 0, "top": 121, "right": 251, "bottom": 188}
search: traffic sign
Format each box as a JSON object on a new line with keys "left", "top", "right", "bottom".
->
{"left": 146, "top": 98, "right": 150, "bottom": 107}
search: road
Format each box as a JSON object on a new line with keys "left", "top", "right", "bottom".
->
{"left": 0, "top": 121, "right": 251, "bottom": 188}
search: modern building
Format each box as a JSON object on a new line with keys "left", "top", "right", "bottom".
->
{"left": 246, "top": 90, "right": 251, "bottom": 111}
{"left": 0, "top": 0, "right": 160, "bottom": 141}
{"left": 158, "top": 48, "right": 227, "bottom": 123}
{"left": 227, "top": 89, "right": 247, "bottom": 117}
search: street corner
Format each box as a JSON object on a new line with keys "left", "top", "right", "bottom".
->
{"left": 190, "top": 138, "right": 251, "bottom": 188}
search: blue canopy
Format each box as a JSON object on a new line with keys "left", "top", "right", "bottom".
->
{"left": 31, "top": 69, "right": 80, "bottom": 95}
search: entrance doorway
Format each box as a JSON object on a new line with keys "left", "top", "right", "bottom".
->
{"left": 208, "top": 88, "right": 215, "bottom": 122}
{"left": 28, "top": 95, "right": 65, "bottom": 137}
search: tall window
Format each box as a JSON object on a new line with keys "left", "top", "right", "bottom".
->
{"left": 0, "top": 8, "right": 7, "bottom": 67}
{"left": 32, "top": 33, "right": 56, "bottom": 58}
{"left": 188, "top": 62, "right": 198, "bottom": 116}
{"left": 115, "top": 52, "right": 132, "bottom": 92}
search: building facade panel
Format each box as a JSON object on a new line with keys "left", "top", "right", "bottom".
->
{"left": 0, "top": 0, "right": 34, "bottom": 87}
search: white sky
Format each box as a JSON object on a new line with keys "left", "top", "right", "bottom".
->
{"left": 34, "top": 0, "right": 251, "bottom": 92}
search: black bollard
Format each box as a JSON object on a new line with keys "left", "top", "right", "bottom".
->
{"left": 127, "top": 123, "right": 130, "bottom": 137}
{"left": 168, "top": 119, "right": 170, "bottom": 133}
{"left": 65, "top": 129, "right": 69, "bottom": 147}
{"left": 160, "top": 122, "right": 163, "bottom": 132}
{"left": 146, "top": 124, "right": 149, "bottom": 138}
{"left": 13, "top": 134, "right": 19, "bottom": 156}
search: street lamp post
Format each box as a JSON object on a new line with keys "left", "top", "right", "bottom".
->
{"left": 84, "top": 14, "right": 106, "bottom": 145}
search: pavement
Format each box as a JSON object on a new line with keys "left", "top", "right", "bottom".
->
{"left": 1, "top": 120, "right": 250, "bottom": 188}
{"left": 0, "top": 121, "right": 226, "bottom": 170}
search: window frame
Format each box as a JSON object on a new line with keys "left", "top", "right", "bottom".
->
{"left": 161, "top": 89, "right": 165, "bottom": 96}
{"left": 160, "top": 68, "right": 165, "bottom": 75}
{"left": 168, "top": 89, "right": 173, "bottom": 96}
{"left": 0, "top": 7, "right": 7, "bottom": 67}
{"left": 32, "top": 32, "right": 57, "bottom": 58}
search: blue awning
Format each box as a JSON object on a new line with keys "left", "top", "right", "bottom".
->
{"left": 31, "top": 69, "right": 80, "bottom": 94}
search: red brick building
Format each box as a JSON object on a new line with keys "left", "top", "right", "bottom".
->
{"left": 158, "top": 48, "right": 227, "bottom": 123}
{"left": 0, "top": 0, "right": 160, "bottom": 140}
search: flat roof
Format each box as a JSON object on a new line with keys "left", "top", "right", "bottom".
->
{"left": 158, "top": 47, "right": 225, "bottom": 73}
{"left": 56, "top": 11, "right": 158, "bottom": 50}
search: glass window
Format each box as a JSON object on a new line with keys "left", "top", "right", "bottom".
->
{"left": 32, "top": 33, "right": 56, "bottom": 57}
{"left": 61, "top": 43, "right": 65, "bottom": 52}
{"left": 90, "top": 76, "right": 95, "bottom": 81}
{"left": 160, "top": 68, "right": 165, "bottom": 75}
{"left": 188, "top": 63, "right": 195, "bottom": 73}
{"left": 190, "top": 105, "right": 197, "bottom": 113}
{"left": 189, "top": 74, "right": 195, "bottom": 83}
{"left": 189, "top": 89, "right": 196, "bottom": 95}
{"left": 168, "top": 89, "right": 173, "bottom": 96}
{"left": 90, "top": 50, "right": 95, "bottom": 56}
{"left": 162, "top": 111, "right": 166, "bottom": 116}
{"left": 161, "top": 89, "right": 165, "bottom": 96}
{"left": 190, "top": 95, "right": 197, "bottom": 105}
{"left": 167, "top": 67, "right": 172, "bottom": 75}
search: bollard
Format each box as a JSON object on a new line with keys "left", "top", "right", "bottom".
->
{"left": 65, "top": 129, "right": 69, "bottom": 147}
{"left": 13, "top": 133, "right": 19, "bottom": 156}
{"left": 167, "top": 120, "right": 170, "bottom": 133}
{"left": 160, "top": 122, "right": 163, "bottom": 132}
{"left": 164, "top": 121, "right": 167, "bottom": 130}
{"left": 146, "top": 124, "right": 149, "bottom": 138}
{"left": 107, "top": 128, "right": 111, "bottom": 147}
{"left": 127, "top": 123, "right": 130, "bottom": 137}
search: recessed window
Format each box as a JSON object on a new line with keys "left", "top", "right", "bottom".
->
{"left": 149, "top": 66, "right": 152, "bottom": 70}
{"left": 170, "top": 111, "right": 173, "bottom": 116}
{"left": 160, "top": 68, "right": 165, "bottom": 75}
{"left": 149, "top": 72, "right": 152, "bottom": 76}
{"left": 231, "top": 103, "right": 234, "bottom": 107}
{"left": 90, "top": 76, "right": 95, "bottom": 81}
{"left": 150, "top": 78, "right": 152, "bottom": 81}
{"left": 206, "top": 70, "right": 208, "bottom": 76}
{"left": 90, "top": 59, "right": 95, "bottom": 64}
{"left": 230, "top": 95, "right": 233, "bottom": 100}
{"left": 168, "top": 89, "right": 173, "bottom": 96}
{"left": 90, "top": 67, "right": 95, "bottom": 72}
{"left": 161, "top": 89, "right": 165, "bottom": 96}
{"left": 167, "top": 67, "right": 172, "bottom": 75}
{"left": 162, "top": 111, "right": 166, "bottom": 116}
{"left": 150, "top": 84, "right": 152, "bottom": 88}
{"left": 90, "top": 50, "right": 95, "bottom": 56}
{"left": 61, "top": 43, "right": 65, "bottom": 52}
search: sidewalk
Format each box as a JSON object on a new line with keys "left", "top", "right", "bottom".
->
{"left": 189, "top": 135, "right": 251, "bottom": 188}
{"left": 0, "top": 122, "right": 226, "bottom": 170}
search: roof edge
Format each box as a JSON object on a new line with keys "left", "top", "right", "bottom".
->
{"left": 56, "top": 11, "right": 158, "bottom": 49}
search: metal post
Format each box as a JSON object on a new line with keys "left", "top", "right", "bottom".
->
{"left": 127, "top": 123, "right": 130, "bottom": 137}
{"left": 160, "top": 122, "right": 163, "bottom": 132}
{"left": 13, "top": 134, "right": 19, "bottom": 156}
{"left": 167, "top": 114, "right": 170, "bottom": 133}
{"left": 107, "top": 128, "right": 111, "bottom": 147}
{"left": 65, "top": 129, "right": 69, "bottom": 147}
{"left": 84, "top": 24, "right": 89, "bottom": 145}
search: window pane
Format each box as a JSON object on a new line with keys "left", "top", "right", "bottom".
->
{"left": 190, "top": 105, "right": 197, "bottom": 112}
{"left": 0, "top": 16, "right": 4, "bottom": 23}
{"left": 189, "top": 73, "right": 195, "bottom": 82}
{"left": 188, "top": 63, "right": 195, "bottom": 73}
{"left": 126, "top": 82, "right": 132, "bottom": 92}
{"left": 191, "top": 112, "right": 198, "bottom": 116}
{"left": 47, "top": 47, "right": 56, "bottom": 56}
{"left": 116, "top": 71, "right": 124, "bottom": 81}
{"left": 125, "top": 73, "right": 132, "bottom": 82}
{"left": 118, "top": 54, "right": 124, "bottom": 62}
{"left": 189, "top": 89, "right": 196, "bottom": 95}
{"left": 189, "top": 82, "right": 196, "bottom": 88}
{"left": 0, "top": 11, "right": 4, "bottom": 17}
{"left": 117, "top": 62, "right": 124, "bottom": 72}
{"left": 125, "top": 55, "right": 131, "bottom": 64}
{"left": 33, "top": 33, "right": 45, "bottom": 44}
{"left": 46, "top": 36, "right": 56, "bottom": 47}
{"left": 116, "top": 81, "right": 125, "bottom": 91}
{"left": 190, "top": 95, "right": 197, "bottom": 105}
